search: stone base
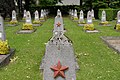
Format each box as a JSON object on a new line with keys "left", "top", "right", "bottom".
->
{"left": 78, "top": 24, "right": 85, "bottom": 26}
{"left": 40, "top": 19, "right": 45, "bottom": 22}
{"left": 73, "top": 20, "right": 78, "bottom": 22}
{"left": 7, "top": 24, "right": 18, "bottom": 27}
{"left": 99, "top": 23, "right": 111, "bottom": 26}
{"left": 33, "top": 24, "right": 42, "bottom": 27}
{"left": 85, "top": 29, "right": 99, "bottom": 33}
{"left": 0, "top": 49, "right": 15, "bottom": 67}
{"left": 101, "top": 36, "right": 120, "bottom": 54}
{"left": 16, "top": 29, "right": 36, "bottom": 34}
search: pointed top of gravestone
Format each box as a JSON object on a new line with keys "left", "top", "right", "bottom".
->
{"left": 26, "top": 11, "right": 32, "bottom": 24}
{"left": 35, "top": 10, "right": 39, "bottom": 20}
{"left": 87, "top": 11, "right": 92, "bottom": 24}
{"left": 57, "top": 9, "right": 62, "bottom": 17}
{"left": 12, "top": 10, "right": 16, "bottom": 21}
{"left": 0, "top": 15, "right": 6, "bottom": 41}
{"left": 117, "top": 11, "right": 120, "bottom": 24}
{"left": 101, "top": 10, "right": 106, "bottom": 22}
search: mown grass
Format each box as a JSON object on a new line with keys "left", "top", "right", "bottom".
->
{"left": 0, "top": 17, "right": 120, "bottom": 80}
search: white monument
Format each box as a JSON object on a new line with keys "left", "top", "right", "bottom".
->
{"left": 26, "top": 11, "right": 32, "bottom": 24}
{"left": 87, "top": 11, "right": 92, "bottom": 24}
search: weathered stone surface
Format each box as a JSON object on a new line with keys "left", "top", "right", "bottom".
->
{"left": 40, "top": 36, "right": 79, "bottom": 80}
{"left": 117, "top": 11, "right": 120, "bottom": 24}
{"left": 0, "top": 16, "right": 6, "bottom": 41}
{"left": 101, "top": 36, "right": 120, "bottom": 53}
{"left": 0, "top": 49, "right": 15, "bottom": 67}
{"left": 101, "top": 10, "right": 106, "bottom": 22}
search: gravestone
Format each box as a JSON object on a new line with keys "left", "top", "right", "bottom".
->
{"left": 87, "top": 11, "right": 92, "bottom": 24}
{"left": 40, "top": 9, "right": 45, "bottom": 21}
{"left": 12, "top": 10, "right": 17, "bottom": 21}
{"left": 100, "top": 10, "right": 110, "bottom": 26}
{"left": 53, "top": 10, "right": 64, "bottom": 34}
{"left": 73, "top": 9, "right": 78, "bottom": 21}
{"left": 0, "top": 15, "right": 6, "bottom": 41}
{"left": 35, "top": 10, "right": 39, "bottom": 21}
{"left": 26, "top": 11, "right": 32, "bottom": 24}
{"left": 117, "top": 11, "right": 120, "bottom": 24}
{"left": 91, "top": 9, "right": 95, "bottom": 19}
{"left": 33, "top": 10, "right": 41, "bottom": 26}
{"left": 17, "top": 11, "right": 36, "bottom": 34}
{"left": 0, "top": 15, "right": 15, "bottom": 67}
{"left": 40, "top": 10, "right": 79, "bottom": 80}
{"left": 101, "top": 10, "right": 106, "bottom": 22}
{"left": 84, "top": 11, "right": 99, "bottom": 33}
{"left": 78, "top": 10, "right": 85, "bottom": 26}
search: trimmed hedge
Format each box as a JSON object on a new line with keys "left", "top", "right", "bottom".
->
{"left": 98, "top": 8, "right": 119, "bottom": 21}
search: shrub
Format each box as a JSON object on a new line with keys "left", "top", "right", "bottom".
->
{"left": 83, "top": 24, "right": 95, "bottom": 31}
{"left": 0, "top": 40, "right": 9, "bottom": 54}
{"left": 22, "top": 23, "right": 33, "bottom": 30}
{"left": 73, "top": 17, "right": 78, "bottom": 21}
{"left": 116, "top": 24, "right": 120, "bottom": 30}
{"left": 100, "top": 21, "right": 109, "bottom": 25}
{"left": 10, "top": 20, "right": 18, "bottom": 25}
{"left": 98, "top": 8, "right": 113, "bottom": 21}
{"left": 33, "top": 20, "right": 41, "bottom": 24}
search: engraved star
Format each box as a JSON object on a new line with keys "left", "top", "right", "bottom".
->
{"left": 56, "top": 22, "right": 61, "bottom": 27}
{"left": 50, "top": 60, "right": 69, "bottom": 78}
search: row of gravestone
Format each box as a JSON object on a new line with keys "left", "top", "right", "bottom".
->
{"left": 8, "top": 9, "right": 49, "bottom": 27}
{"left": 69, "top": 9, "right": 120, "bottom": 32}
{"left": 7, "top": 10, "right": 49, "bottom": 34}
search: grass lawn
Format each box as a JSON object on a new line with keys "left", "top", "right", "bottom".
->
{"left": 0, "top": 17, "right": 120, "bottom": 80}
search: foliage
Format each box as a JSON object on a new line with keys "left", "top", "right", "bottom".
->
{"left": 22, "top": 23, "right": 33, "bottom": 30}
{"left": 33, "top": 20, "right": 41, "bottom": 24}
{"left": 100, "top": 21, "right": 109, "bottom": 25}
{"left": 78, "top": 20, "right": 86, "bottom": 24}
{"left": 0, "top": 40, "right": 9, "bottom": 54}
{"left": 116, "top": 24, "right": 120, "bottom": 30}
{"left": 10, "top": 20, "right": 18, "bottom": 25}
{"left": 73, "top": 17, "right": 78, "bottom": 21}
{"left": 83, "top": 24, "right": 95, "bottom": 31}
{"left": 98, "top": 8, "right": 114, "bottom": 21}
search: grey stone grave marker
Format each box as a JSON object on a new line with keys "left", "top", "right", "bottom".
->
{"left": 78, "top": 10, "right": 85, "bottom": 26}
{"left": 87, "top": 11, "right": 92, "bottom": 24}
{"left": 40, "top": 10, "right": 79, "bottom": 80}
{"left": 117, "top": 11, "right": 120, "bottom": 24}
{"left": 12, "top": 10, "right": 17, "bottom": 21}
{"left": 35, "top": 10, "right": 39, "bottom": 21}
{"left": 26, "top": 11, "right": 32, "bottom": 24}
{"left": 101, "top": 10, "right": 106, "bottom": 22}
{"left": 0, "top": 15, "right": 6, "bottom": 41}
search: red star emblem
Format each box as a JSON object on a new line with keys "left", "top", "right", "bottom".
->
{"left": 50, "top": 60, "right": 69, "bottom": 78}
{"left": 56, "top": 22, "right": 61, "bottom": 27}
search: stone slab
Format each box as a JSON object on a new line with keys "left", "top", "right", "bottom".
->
{"left": 101, "top": 36, "right": 120, "bottom": 53}
{"left": 85, "top": 29, "right": 99, "bottom": 33}
{"left": 7, "top": 24, "right": 18, "bottom": 27}
{"left": 33, "top": 24, "right": 42, "bottom": 27}
{"left": 0, "top": 49, "right": 15, "bottom": 67}
{"left": 99, "top": 24, "right": 111, "bottom": 26}
{"left": 16, "top": 29, "right": 36, "bottom": 34}
{"left": 78, "top": 24, "right": 84, "bottom": 26}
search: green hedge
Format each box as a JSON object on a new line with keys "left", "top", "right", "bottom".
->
{"left": 98, "top": 8, "right": 120, "bottom": 21}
